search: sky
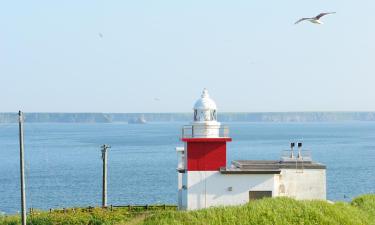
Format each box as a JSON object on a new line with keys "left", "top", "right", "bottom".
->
{"left": 1, "top": 0, "right": 375, "bottom": 113}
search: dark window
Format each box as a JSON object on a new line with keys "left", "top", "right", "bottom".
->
{"left": 212, "top": 110, "right": 217, "bottom": 120}
{"left": 249, "top": 191, "right": 272, "bottom": 201}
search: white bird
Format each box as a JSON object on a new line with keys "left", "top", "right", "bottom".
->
{"left": 295, "top": 12, "right": 336, "bottom": 24}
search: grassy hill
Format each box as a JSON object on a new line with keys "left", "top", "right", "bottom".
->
{"left": 144, "top": 195, "right": 375, "bottom": 225}
{"left": 1, "top": 195, "right": 374, "bottom": 225}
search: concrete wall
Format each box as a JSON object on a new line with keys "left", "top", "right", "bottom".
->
{"left": 186, "top": 171, "right": 275, "bottom": 210}
{"left": 276, "top": 169, "right": 326, "bottom": 200}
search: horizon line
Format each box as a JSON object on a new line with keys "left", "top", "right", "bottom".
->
{"left": 1, "top": 111, "right": 375, "bottom": 114}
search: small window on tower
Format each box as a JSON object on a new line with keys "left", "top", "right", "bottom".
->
{"left": 200, "top": 111, "right": 205, "bottom": 121}
{"left": 203, "top": 110, "right": 210, "bottom": 121}
{"left": 212, "top": 110, "right": 217, "bottom": 120}
{"left": 194, "top": 110, "right": 198, "bottom": 121}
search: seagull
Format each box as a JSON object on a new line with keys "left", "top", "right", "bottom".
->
{"left": 98, "top": 32, "right": 103, "bottom": 38}
{"left": 295, "top": 12, "right": 336, "bottom": 24}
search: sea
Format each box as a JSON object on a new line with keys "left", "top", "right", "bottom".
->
{"left": 0, "top": 122, "right": 375, "bottom": 214}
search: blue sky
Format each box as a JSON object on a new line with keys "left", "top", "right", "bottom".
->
{"left": 1, "top": 0, "right": 374, "bottom": 112}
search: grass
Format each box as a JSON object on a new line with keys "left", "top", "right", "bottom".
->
{"left": 0, "top": 205, "right": 175, "bottom": 225}
{"left": 143, "top": 194, "right": 375, "bottom": 225}
{"left": 351, "top": 194, "right": 375, "bottom": 221}
{"left": 1, "top": 195, "right": 374, "bottom": 225}
{"left": 0, "top": 207, "right": 133, "bottom": 225}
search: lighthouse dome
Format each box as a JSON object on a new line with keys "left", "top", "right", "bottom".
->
{"left": 193, "top": 89, "right": 217, "bottom": 110}
{"left": 193, "top": 89, "right": 218, "bottom": 122}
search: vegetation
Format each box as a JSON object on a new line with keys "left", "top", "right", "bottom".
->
{"left": 144, "top": 195, "right": 375, "bottom": 225}
{"left": 0, "top": 205, "right": 176, "bottom": 225}
{"left": 1, "top": 195, "right": 374, "bottom": 225}
{"left": 351, "top": 194, "right": 375, "bottom": 221}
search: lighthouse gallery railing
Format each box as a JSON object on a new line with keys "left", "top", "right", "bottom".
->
{"left": 181, "top": 125, "right": 230, "bottom": 138}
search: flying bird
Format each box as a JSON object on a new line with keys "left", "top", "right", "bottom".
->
{"left": 295, "top": 12, "right": 336, "bottom": 24}
{"left": 98, "top": 32, "right": 103, "bottom": 38}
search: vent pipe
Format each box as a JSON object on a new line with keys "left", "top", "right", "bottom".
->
{"left": 290, "top": 142, "right": 295, "bottom": 159}
{"left": 297, "top": 142, "right": 302, "bottom": 159}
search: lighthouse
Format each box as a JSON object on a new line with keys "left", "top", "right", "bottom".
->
{"left": 177, "top": 88, "right": 232, "bottom": 210}
{"left": 177, "top": 89, "right": 326, "bottom": 210}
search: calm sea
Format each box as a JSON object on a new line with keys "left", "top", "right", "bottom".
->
{"left": 1, "top": 122, "right": 375, "bottom": 214}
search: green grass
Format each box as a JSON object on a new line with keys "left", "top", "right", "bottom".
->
{"left": 1, "top": 195, "right": 375, "bottom": 225}
{"left": 144, "top": 194, "right": 375, "bottom": 225}
{"left": 351, "top": 194, "right": 375, "bottom": 221}
{"left": 0, "top": 206, "right": 174, "bottom": 225}
{"left": 0, "top": 207, "right": 134, "bottom": 225}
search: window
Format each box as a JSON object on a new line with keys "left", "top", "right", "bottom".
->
{"left": 249, "top": 191, "right": 272, "bottom": 201}
{"left": 212, "top": 110, "right": 217, "bottom": 120}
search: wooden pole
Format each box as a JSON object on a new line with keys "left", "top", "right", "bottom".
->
{"left": 101, "top": 144, "right": 110, "bottom": 208}
{"left": 19, "top": 111, "right": 26, "bottom": 225}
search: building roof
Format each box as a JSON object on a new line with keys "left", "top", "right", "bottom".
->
{"left": 220, "top": 160, "right": 326, "bottom": 174}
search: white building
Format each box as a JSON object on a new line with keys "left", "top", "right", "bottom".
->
{"left": 177, "top": 89, "right": 326, "bottom": 210}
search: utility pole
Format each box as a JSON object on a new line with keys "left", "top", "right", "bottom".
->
{"left": 18, "top": 111, "right": 26, "bottom": 225}
{"left": 101, "top": 144, "right": 110, "bottom": 208}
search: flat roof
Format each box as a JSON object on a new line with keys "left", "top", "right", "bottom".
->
{"left": 220, "top": 160, "right": 326, "bottom": 174}
{"left": 220, "top": 167, "right": 281, "bottom": 174}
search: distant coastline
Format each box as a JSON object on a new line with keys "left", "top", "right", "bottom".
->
{"left": 1, "top": 112, "right": 375, "bottom": 123}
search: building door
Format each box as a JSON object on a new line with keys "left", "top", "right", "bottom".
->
{"left": 249, "top": 191, "right": 272, "bottom": 201}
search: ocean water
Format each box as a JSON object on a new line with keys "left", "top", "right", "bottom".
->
{"left": 0, "top": 122, "right": 375, "bottom": 214}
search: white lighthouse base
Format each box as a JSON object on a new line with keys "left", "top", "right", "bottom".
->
{"left": 178, "top": 168, "right": 326, "bottom": 210}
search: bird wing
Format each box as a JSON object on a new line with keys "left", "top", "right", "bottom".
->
{"left": 315, "top": 12, "right": 336, "bottom": 19}
{"left": 294, "top": 18, "right": 311, "bottom": 24}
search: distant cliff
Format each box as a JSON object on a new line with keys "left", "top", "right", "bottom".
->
{"left": 0, "top": 113, "right": 112, "bottom": 123}
{"left": 1, "top": 112, "right": 375, "bottom": 123}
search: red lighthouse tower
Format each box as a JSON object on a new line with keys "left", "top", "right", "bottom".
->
{"left": 177, "top": 89, "right": 231, "bottom": 210}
